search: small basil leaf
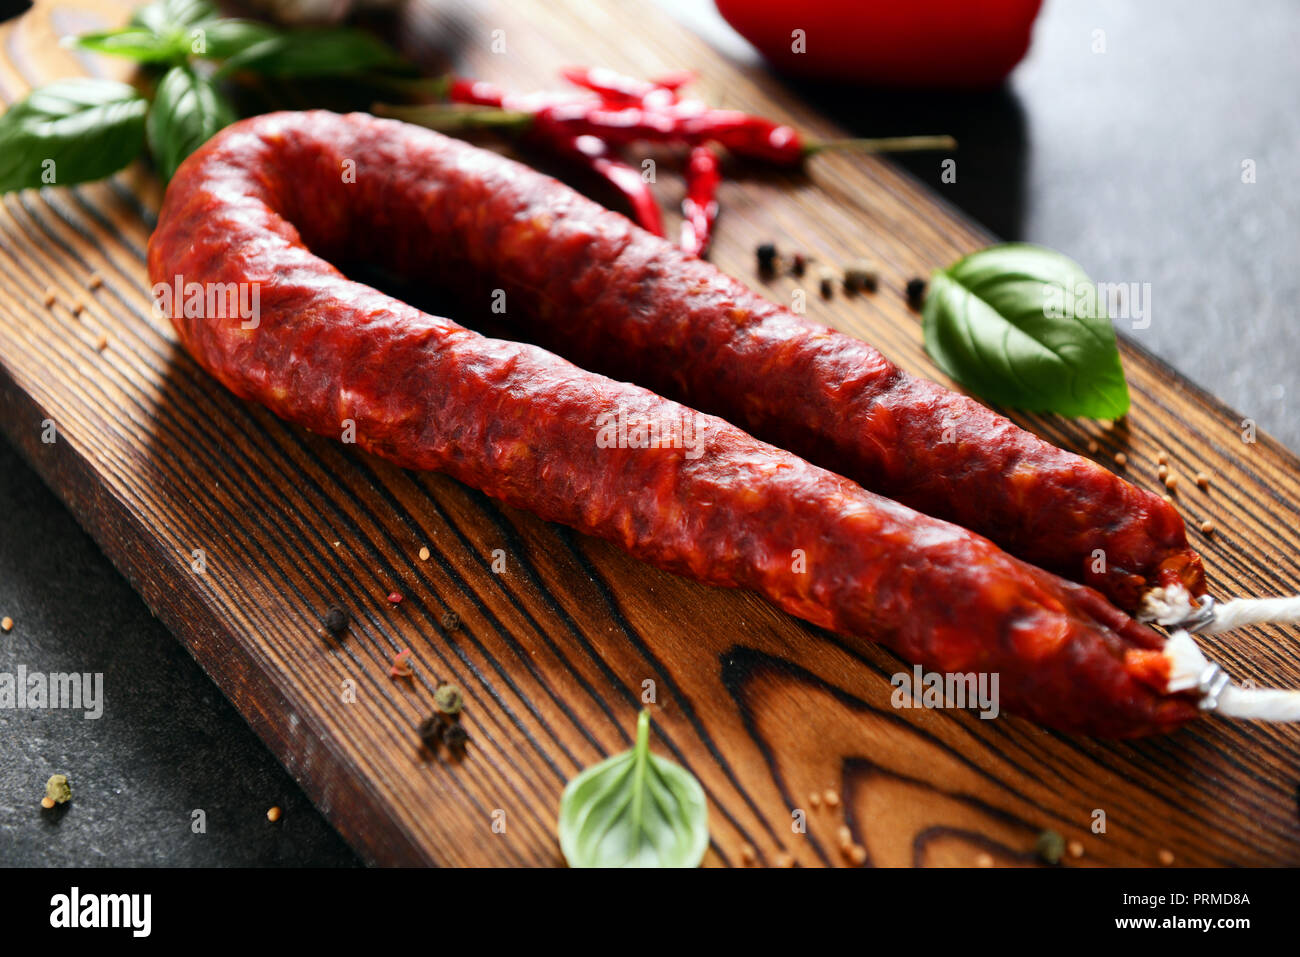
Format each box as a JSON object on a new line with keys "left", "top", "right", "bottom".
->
{"left": 191, "top": 19, "right": 281, "bottom": 60}
{"left": 72, "top": 27, "right": 190, "bottom": 63}
{"left": 557, "top": 710, "right": 709, "bottom": 868}
{"left": 216, "top": 27, "right": 409, "bottom": 78}
{"left": 922, "top": 243, "right": 1131, "bottom": 419}
{"left": 0, "top": 79, "right": 147, "bottom": 194}
{"left": 130, "top": 0, "right": 219, "bottom": 34}
{"left": 146, "top": 65, "right": 236, "bottom": 183}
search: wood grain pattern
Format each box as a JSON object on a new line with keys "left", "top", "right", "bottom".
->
{"left": 1, "top": 0, "right": 1298, "bottom": 866}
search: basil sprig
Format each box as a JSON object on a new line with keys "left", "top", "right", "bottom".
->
{"left": 0, "top": 80, "right": 148, "bottom": 193}
{"left": 3, "top": 0, "right": 413, "bottom": 194}
{"left": 147, "top": 65, "right": 235, "bottom": 183}
{"left": 557, "top": 710, "right": 709, "bottom": 868}
{"left": 73, "top": 27, "right": 193, "bottom": 64}
{"left": 922, "top": 243, "right": 1131, "bottom": 419}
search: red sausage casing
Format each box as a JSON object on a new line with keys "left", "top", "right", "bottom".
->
{"left": 147, "top": 111, "right": 1198, "bottom": 736}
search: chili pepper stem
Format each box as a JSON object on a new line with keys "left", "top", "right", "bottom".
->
{"left": 364, "top": 74, "right": 453, "bottom": 101}
{"left": 372, "top": 102, "right": 534, "bottom": 133}
{"left": 803, "top": 135, "right": 958, "bottom": 157}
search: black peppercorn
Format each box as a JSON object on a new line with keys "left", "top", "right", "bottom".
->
{"left": 756, "top": 242, "right": 778, "bottom": 277}
{"left": 905, "top": 277, "right": 928, "bottom": 311}
{"left": 843, "top": 259, "right": 879, "bottom": 293}
{"left": 790, "top": 252, "right": 806, "bottom": 277}
{"left": 443, "top": 723, "right": 470, "bottom": 752}
{"left": 417, "top": 715, "right": 443, "bottom": 750}
{"left": 323, "top": 605, "right": 349, "bottom": 637}
{"left": 817, "top": 267, "right": 836, "bottom": 299}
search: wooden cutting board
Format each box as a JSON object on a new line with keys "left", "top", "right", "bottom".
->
{"left": 2, "top": 0, "right": 1298, "bottom": 867}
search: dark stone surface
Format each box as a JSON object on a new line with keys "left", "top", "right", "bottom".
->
{"left": 1, "top": 0, "right": 1296, "bottom": 866}
{"left": 0, "top": 438, "right": 360, "bottom": 866}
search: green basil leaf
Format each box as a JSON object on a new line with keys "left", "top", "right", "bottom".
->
{"left": 130, "top": 0, "right": 219, "bottom": 34}
{"left": 216, "top": 27, "right": 408, "bottom": 78}
{"left": 146, "top": 65, "right": 236, "bottom": 183}
{"left": 72, "top": 27, "right": 190, "bottom": 63}
{"left": 191, "top": 19, "right": 281, "bottom": 60}
{"left": 557, "top": 710, "right": 708, "bottom": 868}
{"left": 0, "top": 79, "right": 148, "bottom": 194}
{"left": 922, "top": 243, "right": 1131, "bottom": 419}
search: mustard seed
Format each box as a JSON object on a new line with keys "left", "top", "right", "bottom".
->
{"left": 267, "top": 806, "right": 282, "bottom": 822}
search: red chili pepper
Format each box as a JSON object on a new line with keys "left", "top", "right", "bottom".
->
{"left": 561, "top": 135, "right": 664, "bottom": 237}
{"left": 558, "top": 66, "right": 694, "bottom": 107}
{"left": 432, "top": 78, "right": 664, "bottom": 237}
{"left": 680, "top": 145, "right": 719, "bottom": 257}
{"left": 402, "top": 75, "right": 955, "bottom": 166}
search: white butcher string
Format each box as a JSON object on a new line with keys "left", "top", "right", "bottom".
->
{"left": 1140, "top": 584, "right": 1300, "bottom": 721}
{"left": 1140, "top": 584, "right": 1300, "bottom": 634}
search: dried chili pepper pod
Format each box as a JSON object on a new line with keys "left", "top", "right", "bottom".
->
{"left": 680, "top": 145, "right": 720, "bottom": 257}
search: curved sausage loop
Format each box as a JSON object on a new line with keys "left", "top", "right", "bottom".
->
{"left": 146, "top": 111, "right": 1263, "bottom": 736}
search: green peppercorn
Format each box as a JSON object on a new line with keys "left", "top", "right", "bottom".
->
{"left": 1035, "top": 829, "right": 1066, "bottom": 865}
{"left": 46, "top": 773, "right": 72, "bottom": 805}
{"left": 434, "top": 683, "right": 463, "bottom": 716}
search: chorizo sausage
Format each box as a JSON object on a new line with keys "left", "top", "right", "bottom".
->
{"left": 293, "top": 109, "right": 1202, "bottom": 611}
{"left": 148, "top": 111, "right": 1198, "bottom": 736}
